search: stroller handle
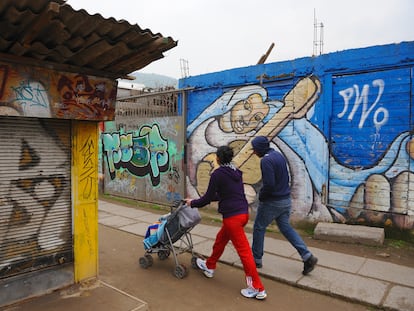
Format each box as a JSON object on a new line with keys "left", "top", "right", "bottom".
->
{"left": 171, "top": 199, "right": 187, "bottom": 211}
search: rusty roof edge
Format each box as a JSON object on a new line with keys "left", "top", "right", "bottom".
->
{"left": 0, "top": 51, "right": 128, "bottom": 80}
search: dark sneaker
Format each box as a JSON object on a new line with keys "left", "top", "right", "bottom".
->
{"left": 302, "top": 255, "right": 318, "bottom": 275}
{"left": 255, "top": 262, "right": 263, "bottom": 269}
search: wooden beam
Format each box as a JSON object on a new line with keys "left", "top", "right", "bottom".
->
{"left": 257, "top": 43, "right": 275, "bottom": 64}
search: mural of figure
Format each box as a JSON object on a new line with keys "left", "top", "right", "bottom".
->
{"left": 186, "top": 75, "right": 414, "bottom": 229}
{"left": 187, "top": 76, "right": 332, "bottom": 222}
{"left": 328, "top": 132, "right": 414, "bottom": 228}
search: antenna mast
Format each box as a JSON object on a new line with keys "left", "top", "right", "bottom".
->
{"left": 180, "top": 59, "right": 189, "bottom": 78}
{"left": 313, "top": 9, "right": 324, "bottom": 56}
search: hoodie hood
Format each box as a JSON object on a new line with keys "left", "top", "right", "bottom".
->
{"left": 251, "top": 136, "right": 270, "bottom": 156}
{"left": 220, "top": 164, "right": 242, "bottom": 182}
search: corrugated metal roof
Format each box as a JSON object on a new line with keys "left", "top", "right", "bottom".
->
{"left": 0, "top": 0, "right": 177, "bottom": 79}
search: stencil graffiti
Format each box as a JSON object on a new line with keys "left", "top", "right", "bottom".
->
{"left": 102, "top": 124, "right": 170, "bottom": 186}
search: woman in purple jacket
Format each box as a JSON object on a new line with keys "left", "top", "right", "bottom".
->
{"left": 186, "top": 145, "right": 267, "bottom": 300}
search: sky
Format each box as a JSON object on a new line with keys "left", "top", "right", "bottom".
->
{"left": 67, "top": 0, "right": 414, "bottom": 80}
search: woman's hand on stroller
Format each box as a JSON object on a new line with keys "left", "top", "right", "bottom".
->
{"left": 184, "top": 198, "right": 192, "bottom": 207}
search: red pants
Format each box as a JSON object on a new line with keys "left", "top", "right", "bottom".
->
{"left": 206, "top": 213, "right": 264, "bottom": 291}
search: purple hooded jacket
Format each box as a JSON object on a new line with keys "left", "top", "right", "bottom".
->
{"left": 190, "top": 164, "right": 248, "bottom": 219}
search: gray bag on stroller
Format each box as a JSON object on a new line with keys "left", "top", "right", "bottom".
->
{"left": 160, "top": 203, "right": 201, "bottom": 244}
{"left": 178, "top": 204, "right": 201, "bottom": 228}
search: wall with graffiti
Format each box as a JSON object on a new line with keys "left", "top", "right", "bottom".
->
{"left": 180, "top": 41, "right": 414, "bottom": 231}
{"left": 0, "top": 61, "right": 116, "bottom": 120}
{"left": 100, "top": 116, "right": 185, "bottom": 205}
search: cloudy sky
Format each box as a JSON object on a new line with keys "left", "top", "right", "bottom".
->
{"left": 67, "top": 0, "right": 414, "bottom": 79}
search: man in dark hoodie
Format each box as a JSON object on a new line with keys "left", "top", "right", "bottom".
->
{"left": 186, "top": 145, "right": 267, "bottom": 300}
{"left": 250, "top": 136, "right": 318, "bottom": 275}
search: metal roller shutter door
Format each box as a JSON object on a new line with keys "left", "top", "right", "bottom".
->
{"left": 0, "top": 117, "right": 72, "bottom": 279}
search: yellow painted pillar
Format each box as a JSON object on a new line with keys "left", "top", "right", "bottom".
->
{"left": 72, "top": 120, "right": 99, "bottom": 282}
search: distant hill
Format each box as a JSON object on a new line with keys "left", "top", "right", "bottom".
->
{"left": 128, "top": 72, "right": 178, "bottom": 89}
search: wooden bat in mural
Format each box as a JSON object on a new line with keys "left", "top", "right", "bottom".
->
{"left": 233, "top": 75, "right": 321, "bottom": 168}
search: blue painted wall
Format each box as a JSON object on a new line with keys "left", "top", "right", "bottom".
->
{"left": 180, "top": 42, "right": 414, "bottom": 231}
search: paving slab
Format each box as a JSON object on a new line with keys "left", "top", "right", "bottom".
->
{"left": 135, "top": 213, "right": 163, "bottom": 224}
{"left": 303, "top": 247, "right": 367, "bottom": 273}
{"left": 119, "top": 222, "right": 150, "bottom": 236}
{"left": 108, "top": 206, "right": 154, "bottom": 219}
{"left": 261, "top": 237, "right": 298, "bottom": 258}
{"left": 99, "top": 215, "right": 138, "bottom": 228}
{"left": 358, "top": 259, "right": 414, "bottom": 287}
{"left": 258, "top": 253, "right": 304, "bottom": 284}
{"left": 98, "top": 210, "right": 115, "bottom": 219}
{"left": 190, "top": 223, "right": 220, "bottom": 239}
{"left": 298, "top": 266, "right": 389, "bottom": 306}
{"left": 98, "top": 201, "right": 117, "bottom": 212}
{"left": 383, "top": 285, "right": 414, "bottom": 311}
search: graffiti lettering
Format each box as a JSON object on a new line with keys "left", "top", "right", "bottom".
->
{"left": 12, "top": 80, "right": 49, "bottom": 111}
{"left": 102, "top": 124, "right": 169, "bottom": 186}
{"left": 168, "top": 166, "right": 180, "bottom": 184}
{"left": 80, "top": 136, "right": 95, "bottom": 199}
{"left": 338, "top": 79, "right": 388, "bottom": 129}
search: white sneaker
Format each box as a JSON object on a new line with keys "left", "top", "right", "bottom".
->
{"left": 196, "top": 258, "right": 214, "bottom": 278}
{"left": 241, "top": 287, "right": 267, "bottom": 300}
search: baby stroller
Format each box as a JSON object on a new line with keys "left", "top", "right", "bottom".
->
{"left": 139, "top": 200, "right": 201, "bottom": 279}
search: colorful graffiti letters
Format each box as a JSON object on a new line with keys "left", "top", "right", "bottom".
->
{"left": 102, "top": 124, "right": 170, "bottom": 186}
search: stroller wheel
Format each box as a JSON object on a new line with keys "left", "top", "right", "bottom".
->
{"left": 174, "top": 264, "right": 188, "bottom": 279}
{"left": 191, "top": 256, "right": 198, "bottom": 269}
{"left": 157, "top": 250, "right": 170, "bottom": 260}
{"left": 139, "top": 254, "right": 153, "bottom": 269}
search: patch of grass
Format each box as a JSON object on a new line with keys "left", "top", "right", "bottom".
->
{"left": 100, "top": 194, "right": 168, "bottom": 213}
{"left": 387, "top": 239, "right": 409, "bottom": 249}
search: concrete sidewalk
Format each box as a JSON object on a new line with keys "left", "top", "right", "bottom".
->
{"left": 97, "top": 200, "right": 414, "bottom": 311}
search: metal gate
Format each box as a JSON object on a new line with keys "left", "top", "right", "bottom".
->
{"left": 0, "top": 117, "right": 72, "bottom": 279}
